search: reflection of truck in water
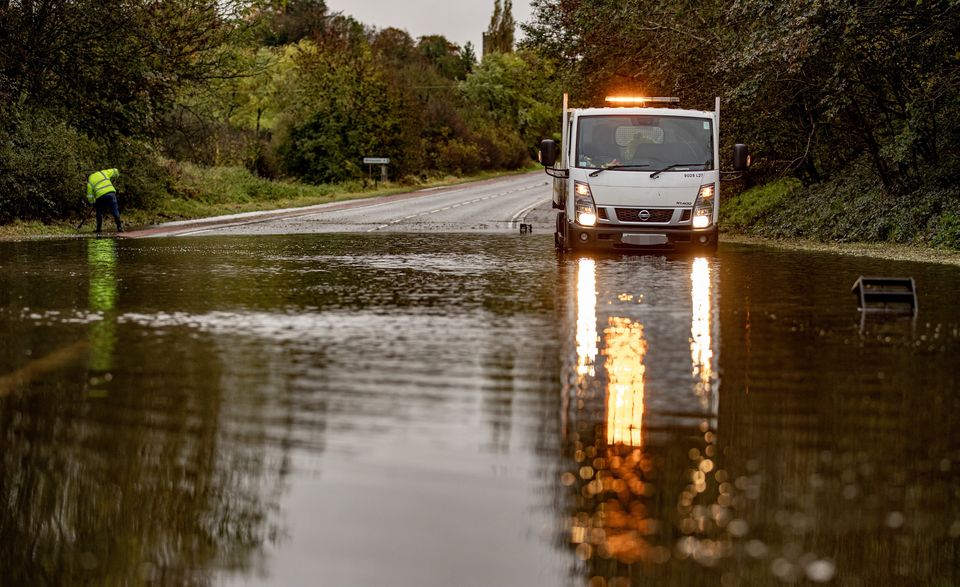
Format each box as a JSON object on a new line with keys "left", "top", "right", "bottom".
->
{"left": 539, "top": 96, "right": 749, "bottom": 252}
{"left": 558, "top": 256, "right": 724, "bottom": 570}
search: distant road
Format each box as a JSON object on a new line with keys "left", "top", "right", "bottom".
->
{"left": 123, "top": 172, "right": 554, "bottom": 238}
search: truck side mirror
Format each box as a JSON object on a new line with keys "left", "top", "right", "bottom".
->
{"left": 539, "top": 139, "right": 558, "bottom": 168}
{"left": 733, "top": 144, "right": 751, "bottom": 172}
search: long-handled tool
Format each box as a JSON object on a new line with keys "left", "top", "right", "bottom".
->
{"left": 76, "top": 204, "right": 93, "bottom": 231}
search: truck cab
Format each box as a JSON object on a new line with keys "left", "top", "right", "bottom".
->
{"left": 539, "top": 96, "right": 748, "bottom": 252}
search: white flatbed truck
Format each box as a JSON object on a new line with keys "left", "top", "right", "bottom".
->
{"left": 539, "top": 95, "right": 749, "bottom": 252}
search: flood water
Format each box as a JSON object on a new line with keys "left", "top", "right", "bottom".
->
{"left": 0, "top": 234, "right": 958, "bottom": 586}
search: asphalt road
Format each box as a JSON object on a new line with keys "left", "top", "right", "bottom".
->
{"left": 125, "top": 172, "right": 555, "bottom": 238}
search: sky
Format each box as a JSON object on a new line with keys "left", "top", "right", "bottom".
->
{"left": 324, "top": 0, "right": 536, "bottom": 52}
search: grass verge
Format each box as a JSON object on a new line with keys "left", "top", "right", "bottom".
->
{"left": 721, "top": 161, "right": 960, "bottom": 265}
{"left": 722, "top": 234, "right": 960, "bottom": 267}
{"left": 0, "top": 162, "right": 539, "bottom": 239}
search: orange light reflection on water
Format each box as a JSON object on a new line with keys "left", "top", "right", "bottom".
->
{"left": 690, "top": 257, "right": 713, "bottom": 407}
{"left": 604, "top": 317, "right": 647, "bottom": 447}
{"left": 576, "top": 259, "right": 598, "bottom": 379}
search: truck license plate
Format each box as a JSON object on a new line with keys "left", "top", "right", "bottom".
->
{"left": 622, "top": 234, "right": 669, "bottom": 246}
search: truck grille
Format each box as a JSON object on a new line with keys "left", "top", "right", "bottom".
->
{"left": 615, "top": 208, "right": 674, "bottom": 223}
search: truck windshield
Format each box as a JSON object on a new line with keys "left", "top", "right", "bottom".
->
{"left": 576, "top": 115, "right": 713, "bottom": 171}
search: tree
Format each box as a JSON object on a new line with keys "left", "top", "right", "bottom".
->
{"left": 461, "top": 50, "right": 560, "bottom": 162}
{"left": 0, "top": 0, "right": 243, "bottom": 138}
{"left": 460, "top": 42, "right": 477, "bottom": 75}
{"left": 483, "top": 0, "right": 515, "bottom": 55}
{"left": 279, "top": 20, "right": 413, "bottom": 183}
{"left": 418, "top": 35, "right": 470, "bottom": 81}
{"left": 522, "top": 0, "right": 726, "bottom": 106}
{"left": 251, "top": 0, "right": 330, "bottom": 46}
{"left": 720, "top": 0, "right": 960, "bottom": 190}
{"left": 371, "top": 27, "right": 418, "bottom": 65}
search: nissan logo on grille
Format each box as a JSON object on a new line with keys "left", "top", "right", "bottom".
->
{"left": 615, "top": 208, "right": 673, "bottom": 222}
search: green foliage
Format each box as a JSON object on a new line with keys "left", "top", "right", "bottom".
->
{"left": 278, "top": 36, "right": 408, "bottom": 183}
{"left": 433, "top": 139, "right": 484, "bottom": 175}
{"left": 460, "top": 42, "right": 478, "bottom": 74}
{"left": 170, "top": 162, "right": 337, "bottom": 206}
{"left": 523, "top": 0, "right": 726, "bottom": 105}
{"left": 418, "top": 36, "right": 471, "bottom": 81}
{"left": 0, "top": 106, "right": 102, "bottom": 222}
{"left": 110, "top": 140, "right": 174, "bottom": 212}
{"left": 932, "top": 214, "right": 960, "bottom": 250}
{"left": 253, "top": 0, "right": 330, "bottom": 46}
{"left": 717, "top": 1, "right": 960, "bottom": 191}
{"left": 0, "top": 104, "right": 168, "bottom": 222}
{"left": 729, "top": 162, "right": 888, "bottom": 241}
{"left": 164, "top": 43, "right": 299, "bottom": 175}
{"left": 462, "top": 51, "right": 561, "bottom": 158}
{"left": 720, "top": 159, "right": 960, "bottom": 248}
{"left": 0, "top": 0, "right": 249, "bottom": 222}
{"left": 721, "top": 178, "right": 801, "bottom": 232}
{"left": 0, "top": 0, "right": 241, "bottom": 139}
{"left": 259, "top": 19, "right": 553, "bottom": 184}
{"left": 470, "top": 126, "right": 530, "bottom": 170}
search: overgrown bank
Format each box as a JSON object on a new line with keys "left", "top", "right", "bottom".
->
{"left": 722, "top": 166, "right": 960, "bottom": 251}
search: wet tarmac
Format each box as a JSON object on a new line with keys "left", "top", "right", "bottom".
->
{"left": 122, "top": 173, "right": 554, "bottom": 238}
{"left": 1, "top": 234, "right": 959, "bottom": 586}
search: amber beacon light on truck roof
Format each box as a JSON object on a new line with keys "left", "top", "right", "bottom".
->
{"left": 604, "top": 96, "right": 681, "bottom": 106}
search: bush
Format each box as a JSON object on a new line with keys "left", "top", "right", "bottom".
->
{"left": 932, "top": 213, "right": 960, "bottom": 250}
{"left": 109, "top": 138, "right": 173, "bottom": 211}
{"left": 0, "top": 106, "right": 103, "bottom": 222}
{"left": 433, "top": 138, "right": 483, "bottom": 175}
{"left": 162, "top": 108, "right": 258, "bottom": 171}
{"left": 722, "top": 158, "right": 960, "bottom": 248}
{"left": 721, "top": 177, "right": 801, "bottom": 231}
{"left": 472, "top": 126, "right": 529, "bottom": 170}
{"left": 170, "top": 163, "right": 338, "bottom": 206}
{"left": 0, "top": 104, "right": 176, "bottom": 221}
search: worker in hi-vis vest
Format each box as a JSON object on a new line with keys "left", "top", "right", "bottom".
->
{"left": 86, "top": 168, "right": 123, "bottom": 234}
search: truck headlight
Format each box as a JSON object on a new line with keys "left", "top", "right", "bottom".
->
{"left": 692, "top": 183, "right": 715, "bottom": 229}
{"left": 574, "top": 181, "right": 597, "bottom": 226}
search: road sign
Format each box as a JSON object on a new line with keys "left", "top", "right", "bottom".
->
{"left": 363, "top": 157, "right": 390, "bottom": 165}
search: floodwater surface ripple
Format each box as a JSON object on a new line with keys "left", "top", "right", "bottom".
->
{"left": 0, "top": 235, "right": 958, "bottom": 586}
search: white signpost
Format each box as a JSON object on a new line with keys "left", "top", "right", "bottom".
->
{"left": 363, "top": 157, "right": 390, "bottom": 184}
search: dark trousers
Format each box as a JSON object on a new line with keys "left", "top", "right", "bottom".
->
{"left": 95, "top": 193, "right": 122, "bottom": 232}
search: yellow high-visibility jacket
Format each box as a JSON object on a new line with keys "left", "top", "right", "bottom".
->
{"left": 86, "top": 169, "right": 119, "bottom": 204}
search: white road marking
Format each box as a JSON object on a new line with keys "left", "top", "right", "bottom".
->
{"left": 365, "top": 182, "right": 543, "bottom": 232}
{"left": 509, "top": 197, "right": 551, "bottom": 230}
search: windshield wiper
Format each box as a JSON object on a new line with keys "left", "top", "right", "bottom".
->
{"left": 649, "top": 163, "right": 707, "bottom": 179}
{"left": 588, "top": 164, "right": 649, "bottom": 177}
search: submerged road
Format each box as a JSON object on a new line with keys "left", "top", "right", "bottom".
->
{"left": 124, "top": 172, "right": 554, "bottom": 238}
{"left": 4, "top": 178, "right": 960, "bottom": 585}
